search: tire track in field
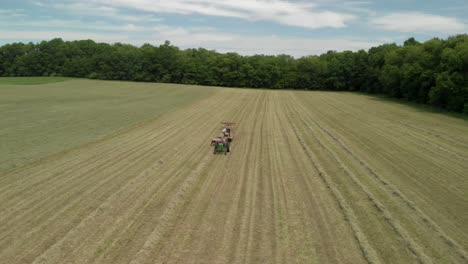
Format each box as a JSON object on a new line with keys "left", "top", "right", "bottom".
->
{"left": 0, "top": 132, "right": 170, "bottom": 238}
{"left": 0, "top": 91, "right": 217, "bottom": 212}
{"left": 268, "top": 109, "right": 308, "bottom": 263}
{"left": 279, "top": 94, "right": 380, "bottom": 264}
{"left": 271, "top": 94, "right": 346, "bottom": 263}
{"left": 0, "top": 85, "right": 219, "bottom": 185}
{"left": 119, "top": 92, "right": 256, "bottom": 264}
{"left": 317, "top": 93, "right": 468, "bottom": 168}
{"left": 241, "top": 92, "right": 270, "bottom": 264}
{"left": 0, "top": 90, "right": 239, "bottom": 262}
{"left": 230, "top": 92, "right": 267, "bottom": 264}
{"left": 29, "top": 91, "right": 252, "bottom": 264}
{"left": 32, "top": 143, "right": 202, "bottom": 264}
{"left": 286, "top": 94, "right": 432, "bottom": 264}
{"left": 214, "top": 93, "right": 269, "bottom": 264}
{"left": 127, "top": 153, "right": 214, "bottom": 264}
{"left": 332, "top": 93, "right": 468, "bottom": 148}
{"left": 32, "top": 118, "right": 223, "bottom": 263}
{"left": 0, "top": 103, "right": 212, "bottom": 247}
{"left": 292, "top": 94, "right": 468, "bottom": 262}
{"left": 322, "top": 94, "right": 468, "bottom": 163}
{"left": 215, "top": 91, "right": 358, "bottom": 263}
{"left": 297, "top": 92, "right": 468, "bottom": 257}
{"left": 28, "top": 89, "right": 249, "bottom": 264}
{"left": 266, "top": 94, "right": 308, "bottom": 263}
{"left": 0, "top": 109, "right": 217, "bottom": 260}
{"left": 239, "top": 92, "right": 312, "bottom": 263}
{"left": 301, "top": 93, "right": 468, "bottom": 203}
{"left": 143, "top": 92, "right": 262, "bottom": 264}
{"left": 0, "top": 98, "right": 211, "bottom": 202}
{"left": 327, "top": 94, "right": 468, "bottom": 182}
{"left": 95, "top": 91, "right": 252, "bottom": 264}
{"left": 128, "top": 91, "right": 363, "bottom": 263}
{"left": 0, "top": 114, "right": 197, "bottom": 223}
{"left": 3, "top": 88, "right": 465, "bottom": 263}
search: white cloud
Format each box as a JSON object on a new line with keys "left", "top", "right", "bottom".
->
{"left": 52, "top": 2, "right": 161, "bottom": 22}
{"left": 33, "top": 1, "right": 45, "bottom": 7}
{"left": 0, "top": 26, "right": 380, "bottom": 57}
{"left": 372, "top": 12, "right": 466, "bottom": 34}
{"left": 312, "top": 0, "right": 374, "bottom": 12}
{"left": 2, "top": 19, "right": 147, "bottom": 32}
{"left": 340, "top": 1, "right": 375, "bottom": 15}
{"left": 0, "top": 30, "right": 127, "bottom": 43}
{"left": 175, "top": 34, "right": 379, "bottom": 57}
{"left": 140, "top": 26, "right": 379, "bottom": 56}
{"left": 88, "top": 0, "right": 356, "bottom": 29}
{"left": 0, "top": 9, "right": 27, "bottom": 17}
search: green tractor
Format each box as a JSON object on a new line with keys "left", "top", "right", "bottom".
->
{"left": 213, "top": 141, "right": 229, "bottom": 155}
{"left": 210, "top": 122, "right": 235, "bottom": 155}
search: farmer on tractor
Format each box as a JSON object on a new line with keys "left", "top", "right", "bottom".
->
{"left": 222, "top": 126, "right": 231, "bottom": 137}
{"left": 211, "top": 122, "right": 236, "bottom": 155}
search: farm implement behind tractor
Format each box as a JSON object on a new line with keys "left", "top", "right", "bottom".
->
{"left": 211, "top": 122, "right": 236, "bottom": 155}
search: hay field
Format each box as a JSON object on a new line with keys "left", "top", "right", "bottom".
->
{"left": 1, "top": 79, "right": 467, "bottom": 263}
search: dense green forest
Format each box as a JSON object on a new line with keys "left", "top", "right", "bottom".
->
{"left": 1, "top": 35, "right": 467, "bottom": 113}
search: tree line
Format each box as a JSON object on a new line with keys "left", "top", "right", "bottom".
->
{"left": 0, "top": 35, "right": 467, "bottom": 113}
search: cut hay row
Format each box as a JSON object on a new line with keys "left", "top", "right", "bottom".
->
{"left": 303, "top": 102, "right": 468, "bottom": 262}
{"left": 285, "top": 110, "right": 381, "bottom": 264}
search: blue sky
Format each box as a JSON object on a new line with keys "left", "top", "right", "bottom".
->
{"left": 0, "top": 0, "right": 467, "bottom": 56}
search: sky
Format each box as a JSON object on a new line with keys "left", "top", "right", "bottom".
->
{"left": 0, "top": 0, "right": 467, "bottom": 57}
